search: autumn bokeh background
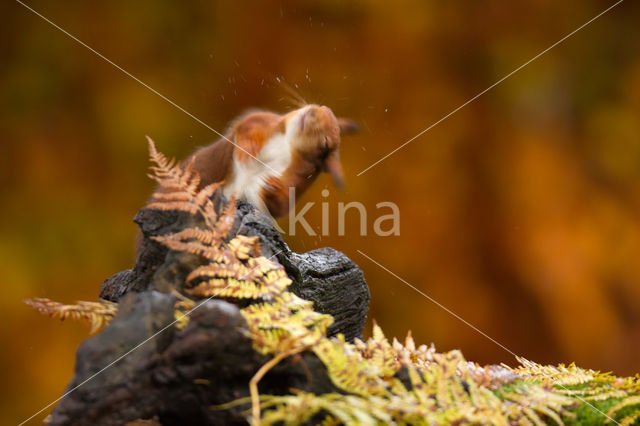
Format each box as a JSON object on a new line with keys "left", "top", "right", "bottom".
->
{"left": 3, "top": 0, "right": 640, "bottom": 423}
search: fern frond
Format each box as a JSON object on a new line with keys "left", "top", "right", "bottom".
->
{"left": 152, "top": 233, "right": 229, "bottom": 262}
{"left": 258, "top": 391, "right": 392, "bottom": 425}
{"left": 146, "top": 137, "right": 232, "bottom": 233}
{"left": 187, "top": 267, "right": 291, "bottom": 301}
{"left": 173, "top": 298, "right": 196, "bottom": 330}
{"left": 146, "top": 201, "right": 201, "bottom": 216}
{"left": 193, "top": 182, "right": 223, "bottom": 207}
{"left": 242, "top": 300, "right": 332, "bottom": 355}
{"left": 499, "top": 385, "right": 575, "bottom": 425}
{"left": 353, "top": 323, "right": 400, "bottom": 378}
{"left": 606, "top": 396, "right": 640, "bottom": 424}
{"left": 147, "top": 137, "right": 200, "bottom": 199}
{"left": 272, "top": 292, "right": 314, "bottom": 311}
{"left": 213, "top": 193, "right": 237, "bottom": 237}
{"left": 314, "top": 335, "right": 389, "bottom": 397}
{"left": 25, "top": 298, "right": 118, "bottom": 333}
{"left": 227, "top": 235, "right": 261, "bottom": 260}
{"left": 187, "top": 256, "right": 291, "bottom": 300}
{"left": 390, "top": 331, "right": 439, "bottom": 371}
{"left": 467, "top": 363, "right": 522, "bottom": 389}
{"left": 511, "top": 358, "right": 597, "bottom": 386}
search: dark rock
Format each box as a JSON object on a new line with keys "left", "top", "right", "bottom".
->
{"left": 99, "top": 199, "right": 370, "bottom": 340}
{"left": 290, "top": 248, "right": 369, "bottom": 341}
{"left": 48, "top": 292, "right": 338, "bottom": 425}
{"left": 51, "top": 197, "right": 371, "bottom": 424}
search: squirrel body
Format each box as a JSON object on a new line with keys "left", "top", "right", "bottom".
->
{"left": 184, "top": 105, "right": 357, "bottom": 217}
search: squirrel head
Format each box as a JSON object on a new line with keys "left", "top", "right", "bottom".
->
{"left": 285, "top": 104, "right": 358, "bottom": 189}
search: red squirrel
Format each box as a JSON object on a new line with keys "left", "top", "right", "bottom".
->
{"left": 181, "top": 104, "right": 358, "bottom": 217}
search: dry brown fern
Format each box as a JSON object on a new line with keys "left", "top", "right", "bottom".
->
{"left": 146, "top": 136, "right": 227, "bottom": 230}
{"left": 146, "top": 135, "right": 201, "bottom": 214}
{"left": 145, "top": 139, "right": 290, "bottom": 304}
{"left": 24, "top": 298, "right": 118, "bottom": 334}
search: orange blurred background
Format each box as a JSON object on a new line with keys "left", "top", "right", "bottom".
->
{"left": 2, "top": 0, "right": 640, "bottom": 423}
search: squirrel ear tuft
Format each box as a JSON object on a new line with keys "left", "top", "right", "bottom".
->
{"left": 337, "top": 118, "right": 359, "bottom": 135}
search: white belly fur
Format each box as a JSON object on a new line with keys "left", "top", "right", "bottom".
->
{"left": 222, "top": 113, "right": 304, "bottom": 212}
{"left": 223, "top": 107, "right": 308, "bottom": 212}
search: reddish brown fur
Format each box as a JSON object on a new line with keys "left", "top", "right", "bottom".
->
{"left": 260, "top": 150, "right": 321, "bottom": 217}
{"left": 230, "top": 111, "right": 285, "bottom": 163}
{"left": 188, "top": 137, "right": 235, "bottom": 187}
{"left": 154, "top": 105, "right": 357, "bottom": 219}
{"left": 185, "top": 111, "right": 285, "bottom": 186}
